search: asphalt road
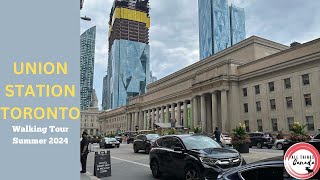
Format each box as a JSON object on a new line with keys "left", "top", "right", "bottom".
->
{"left": 81, "top": 143, "right": 283, "bottom": 180}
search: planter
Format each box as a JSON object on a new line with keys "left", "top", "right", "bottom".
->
{"left": 234, "top": 143, "right": 249, "bottom": 153}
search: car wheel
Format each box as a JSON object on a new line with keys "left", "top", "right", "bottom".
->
{"left": 134, "top": 145, "right": 139, "bottom": 153}
{"left": 267, "top": 145, "right": 273, "bottom": 149}
{"left": 150, "top": 159, "right": 161, "bottom": 178}
{"left": 185, "top": 165, "right": 203, "bottom": 180}
{"left": 256, "top": 142, "right": 262, "bottom": 149}
{"left": 277, "top": 143, "right": 283, "bottom": 150}
{"left": 117, "top": 145, "right": 120, "bottom": 148}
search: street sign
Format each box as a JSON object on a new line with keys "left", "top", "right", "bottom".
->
{"left": 94, "top": 151, "right": 111, "bottom": 178}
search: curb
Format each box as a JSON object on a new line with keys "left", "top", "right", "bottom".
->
{"left": 83, "top": 172, "right": 100, "bottom": 180}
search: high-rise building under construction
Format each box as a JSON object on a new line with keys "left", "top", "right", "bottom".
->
{"left": 103, "top": 0, "right": 150, "bottom": 110}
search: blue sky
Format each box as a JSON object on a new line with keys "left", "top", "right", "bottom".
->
{"left": 80, "top": 0, "right": 320, "bottom": 109}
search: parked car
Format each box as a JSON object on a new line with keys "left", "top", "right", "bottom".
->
{"left": 213, "top": 133, "right": 232, "bottom": 146}
{"left": 149, "top": 134, "right": 246, "bottom": 180}
{"left": 274, "top": 139, "right": 291, "bottom": 150}
{"left": 221, "top": 133, "right": 232, "bottom": 146}
{"left": 217, "top": 156, "right": 288, "bottom": 180}
{"left": 133, "top": 134, "right": 160, "bottom": 154}
{"left": 99, "top": 137, "right": 120, "bottom": 148}
{"left": 249, "top": 132, "right": 274, "bottom": 149}
{"left": 115, "top": 135, "right": 123, "bottom": 143}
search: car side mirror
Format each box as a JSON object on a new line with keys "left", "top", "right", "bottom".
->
{"left": 174, "top": 147, "right": 183, "bottom": 152}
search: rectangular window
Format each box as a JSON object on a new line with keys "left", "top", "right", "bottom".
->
{"left": 284, "top": 78, "right": 291, "bottom": 89}
{"left": 288, "top": 117, "right": 294, "bottom": 131}
{"left": 304, "top": 94, "right": 312, "bottom": 106}
{"left": 244, "top": 103, "right": 248, "bottom": 113}
{"left": 243, "top": 88, "right": 247, "bottom": 97}
{"left": 270, "top": 99, "right": 276, "bottom": 110}
{"left": 255, "top": 85, "right": 260, "bottom": 95}
{"left": 302, "top": 74, "right": 310, "bottom": 85}
{"left": 286, "top": 97, "right": 293, "bottom": 108}
{"left": 256, "top": 101, "right": 261, "bottom": 112}
{"left": 268, "top": 82, "right": 274, "bottom": 92}
{"left": 271, "top": 119, "right": 278, "bottom": 132}
{"left": 244, "top": 120, "right": 250, "bottom": 132}
{"left": 257, "top": 119, "right": 263, "bottom": 132}
{"left": 306, "top": 116, "right": 314, "bottom": 131}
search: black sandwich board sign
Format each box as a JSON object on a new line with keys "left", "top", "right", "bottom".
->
{"left": 94, "top": 151, "right": 111, "bottom": 178}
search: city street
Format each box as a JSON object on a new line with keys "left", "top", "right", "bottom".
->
{"left": 81, "top": 143, "right": 283, "bottom": 180}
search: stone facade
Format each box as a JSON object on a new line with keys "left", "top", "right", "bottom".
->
{"left": 99, "top": 36, "right": 320, "bottom": 135}
{"left": 80, "top": 107, "right": 101, "bottom": 135}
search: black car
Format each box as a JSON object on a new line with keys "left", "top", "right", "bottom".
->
{"left": 99, "top": 137, "right": 120, "bottom": 148}
{"left": 149, "top": 134, "right": 246, "bottom": 180}
{"left": 249, "top": 132, "right": 274, "bottom": 149}
{"left": 217, "top": 156, "right": 320, "bottom": 180}
{"left": 133, "top": 134, "right": 160, "bottom": 154}
{"left": 217, "top": 156, "right": 287, "bottom": 180}
{"left": 125, "top": 131, "right": 137, "bottom": 144}
{"left": 308, "top": 133, "right": 320, "bottom": 152}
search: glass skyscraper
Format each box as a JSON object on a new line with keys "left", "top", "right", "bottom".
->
{"left": 80, "top": 26, "right": 96, "bottom": 110}
{"left": 103, "top": 0, "right": 150, "bottom": 110}
{"left": 199, "top": 0, "right": 245, "bottom": 60}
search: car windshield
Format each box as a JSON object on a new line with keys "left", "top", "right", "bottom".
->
{"left": 146, "top": 134, "right": 160, "bottom": 140}
{"left": 181, "top": 136, "right": 222, "bottom": 150}
{"left": 106, "top": 138, "right": 117, "bottom": 141}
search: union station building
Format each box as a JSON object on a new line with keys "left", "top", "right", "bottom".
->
{"left": 98, "top": 36, "right": 320, "bottom": 135}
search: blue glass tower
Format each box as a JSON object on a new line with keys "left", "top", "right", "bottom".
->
{"left": 103, "top": 0, "right": 150, "bottom": 110}
{"left": 230, "top": 4, "right": 246, "bottom": 45}
{"left": 199, "top": 0, "right": 245, "bottom": 60}
{"left": 80, "top": 26, "right": 96, "bottom": 110}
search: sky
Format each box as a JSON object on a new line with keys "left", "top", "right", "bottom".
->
{"left": 80, "top": 0, "right": 320, "bottom": 109}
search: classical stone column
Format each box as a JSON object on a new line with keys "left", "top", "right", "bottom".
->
{"left": 201, "top": 94, "right": 207, "bottom": 132}
{"left": 135, "top": 112, "right": 139, "bottom": 129}
{"left": 193, "top": 97, "right": 198, "bottom": 128}
{"left": 148, "top": 109, "right": 152, "bottom": 129}
{"left": 221, "top": 90, "right": 228, "bottom": 132}
{"left": 212, "top": 91, "right": 218, "bottom": 132}
{"left": 144, "top": 110, "right": 148, "bottom": 129}
{"left": 183, "top": 101, "right": 188, "bottom": 127}
{"left": 139, "top": 111, "right": 144, "bottom": 130}
{"left": 166, "top": 104, "right": 170, "bottom": 123}
{"left": 155, "top": 108, "right": 159, "bottom": 123}
{"left": 127, "top": 113, "right": 132, "bottom": 131}
{"left": 160, "top": 106, "right": 164, "bottom": 123}
{"left": 151, "top": 108, "right": 155, "bottom": 129}
{"left": 171, "top": 103, "right": 175, "bottom": 123}
{"left": 177, "top": 102, "right": 181, "bottom": 126}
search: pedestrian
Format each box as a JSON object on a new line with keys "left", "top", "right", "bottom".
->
{"left": 214, "top": 127, "right": 221, "bottom": 143}
{"left": 80, "top": 131, "right": 89, "bottom": 173}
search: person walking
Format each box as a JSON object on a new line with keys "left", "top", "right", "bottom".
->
{"left": 80, "top": 131, "right": 89, "bottom": 173}
{"left": 214, "top": 127, "right": 221, "bottom": 143}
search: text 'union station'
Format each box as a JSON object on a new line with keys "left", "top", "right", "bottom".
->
{"left": 98, "top": 36, "right": 320, "bottom": 135}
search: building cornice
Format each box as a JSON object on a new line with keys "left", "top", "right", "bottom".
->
{"left": 239, "top": 52, "right": 320, "bottom": 81}
{"left": 147, "top": 36, "right": 288, "bottom": 89}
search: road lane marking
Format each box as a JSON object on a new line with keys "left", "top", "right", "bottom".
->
{"left": 111, "top": 156, "right": 150, "bottom": 168}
